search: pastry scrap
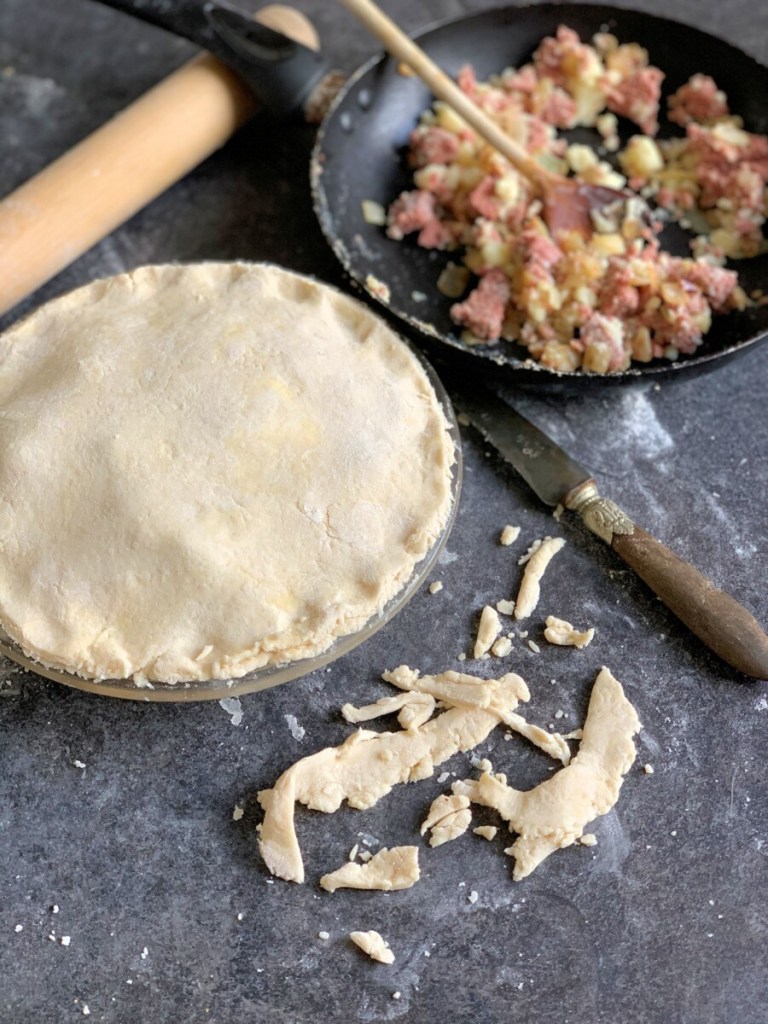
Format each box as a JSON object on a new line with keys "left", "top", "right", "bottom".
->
{"left": 420, "top": 794, "right": 472, "bottom": 847}
{"left": 0, "top": 263, "right": 454, "bottom": 683}
{"left": 500, "top": 525, "right": 521, "bottom": 546}
{"left": 320, "top": 846, "right": 420, "bottom": 892}
{"left": 474, "top": 605, "right": 502, "bottom": 658}
{"left": 514, "top": 537, "right": 566, "bottom": 620}
{"left": 473, "top": 825, "right": 498, "bottom": 841}
{"left": 258, "top": 666, "right": 571, "bottom": 882}
{"left": 350, "top": 930, "right": 395, "bottom": 964}
{"left": 453, "top": 667, "right": 640, "bottom": 879}
{"left": 341, "top": 692, "right": 436, "bottom": 731}
{"left": 543, "top": 615, "right": 595, "bottom": 648}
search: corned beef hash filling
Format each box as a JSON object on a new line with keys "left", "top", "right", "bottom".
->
{"left": 383, "top": 27, "right": 766, "bottom": 373}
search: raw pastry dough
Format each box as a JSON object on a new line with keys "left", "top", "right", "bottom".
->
{"left": 0, "top": 263, "right": 455, "bottom": 682}
{"left": 420, "top": 793, "right": 471, "bottom": 847}
{"left": 453, "top": 667, "right": 640, "bottom": 879}
{"left": 513, "top": 537, "right": 566, "bottom": 620}
{"left": 543, "top": 615, "right": 595, "bottom": 648}
{"left": 320, "top": 846, "right": 420, "bottom": 892}
{"left": 349, "top": 930, "right": 395, "bottom": 964}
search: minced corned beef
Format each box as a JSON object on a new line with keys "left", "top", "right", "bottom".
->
{"left": 383, "top": 25, "right": 762, "bottom": 373}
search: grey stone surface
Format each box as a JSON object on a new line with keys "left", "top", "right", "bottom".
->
{"left": 1, "top": 1, "right": 767, "bottom": 1022}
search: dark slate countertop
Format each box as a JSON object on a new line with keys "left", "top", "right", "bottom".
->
{"left": 1, "top": 2, "right": 766, "bottom": 1022}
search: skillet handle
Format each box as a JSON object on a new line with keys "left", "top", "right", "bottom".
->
{"left": 566, "top": 484, "right": 768, "bottom": 679}
{"left": 0, "top": 5, "right": 320, "bottom": 320}
{"left": 94, "top": 0, "right": 328, "bottom": 117}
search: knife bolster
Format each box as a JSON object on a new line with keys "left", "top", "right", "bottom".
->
{"left": 565, "top": 480, "right": 635, "bottom": 544}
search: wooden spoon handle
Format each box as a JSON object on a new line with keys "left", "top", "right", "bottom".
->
{"left": 337, "top": 0, "right": 549, "bottom": 187}
{"left": 611, "top": 526, "right": 768, "bottom": 679}
{"left": 0, "top": 5, "right": 316, "bottom": 320}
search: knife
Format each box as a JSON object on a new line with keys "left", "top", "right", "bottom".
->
{"left": 453, "top": 379, "right": 768, "bottom": 680}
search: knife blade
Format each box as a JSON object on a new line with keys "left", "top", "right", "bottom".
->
{"left": 451, "top": 379, "right": 593, "bottom": 508}
{"left": 450, "top": 377, "right": 768, "bottom": 680}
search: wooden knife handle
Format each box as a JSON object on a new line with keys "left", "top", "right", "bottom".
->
{"left": 0, "top": 5, "right": 317, "bottom": 320}
{"left": 611, "top": 526, "right": 768, "bottom": 679}
{"left": 564, "top": 482, "right": 768, "bottom": 679}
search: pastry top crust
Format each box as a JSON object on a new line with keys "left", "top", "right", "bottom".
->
{"left": 0, "top": 263, "right": 454, "bottom": 682}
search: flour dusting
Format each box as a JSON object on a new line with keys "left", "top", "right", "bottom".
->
{"left": 219, "top": 697, "right": 243, "bottom": 726}
{"left": 285, "top": 713, "right": 305, "bottom": 741}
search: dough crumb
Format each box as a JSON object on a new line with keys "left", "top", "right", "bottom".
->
{"left": 350, "top": 930, "right": 395, "bottom": 964}
{"left": 496, "top": 599, "right": 516, "bottom": 616}
{"left": 219, "top": 697, "right": 243, "bottom": 727}
{"left": 284, "top": 714, "right": 306, "bottom": 741}
{"left": 232, "top": 804, "right": 244, "bottom": 821}
{"left": 468, "top": 890, "right": 479, "bottom": 904}
{"left": 348, "top": 844, "right": 359, "bottom": 861}
{"left": 491, "top": 636, "right": 512, "bottom": 658}
{"left": 473, "top": 825, "right": 498, "bottom": 841}
{"left": 60, "top": 936, "right": 71, "bottom": 947}
{"left": 544, "top": 616, "right": 595, "bottom": 649}
{"left": 141, "top": 947, "right": 149, "bottom": 959}
{"left": 514, "top": 538, "right": 566, "bottom": 620}
{"left": 318, "top": 931, "right": 330, "bottom": 940}
{"left": 320, "top": 846, "right": 420, "bottom": 892}
{"left": 500, "top": 525, "right": 521, "bottom": 546}
{"left": 421, "top": 794, "right": 471, "bottom": 847}
{"left": 359, "top": 850, "right": 373, "bottom": 863}
{"left": 527, "top": 640, "right": 540, "bottom": 654}
{"left": 552, "top": 504, "right": 564, "bottom": 521}
{"left": 474, "top": 605, "right": 502, "bottom": 659}
{"left": 644, "top": 763, "right": 655, "bottom": 774}
{"left": 73, "top": 760, "right": 86, "bottom": 769}
{"left": 579, "top": 833, "right": 598, "bottom": 847}
{"left": 392, "top": 991, "right": 402, "bottom": 1000}
{"left": 457, "top": 652, "right": 467, "bottom": 661}
{"left": 429, "top": 580, "right": 443, "bottom": 594}
{"left": 82, "top": 1007, "right": 90, "bottom": 1018}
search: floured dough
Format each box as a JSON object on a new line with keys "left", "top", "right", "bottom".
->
{"left": 453, "top": 667, "right": 640, "bottom": 879}
{"left": 514, "top": 537, "right": 566, "bottom": 620}
{"left": 350, "top": 930, "right": 395, "bottom": 964}
{"left": 320, "top": 846, "right": 420, "bottom": 892}
{"left": 0, "top": 263, "right": 454, "bottom": 682}
{"left": 421, "top": 793, "right": 471, "bottom": 847}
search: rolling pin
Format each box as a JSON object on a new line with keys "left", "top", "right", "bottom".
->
{"left": 0, "top": 3, "right": 330, "bottom": 319}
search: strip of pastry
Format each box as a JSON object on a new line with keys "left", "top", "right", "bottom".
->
{"left": 341, "top": 692, "right": 436, "bottom": 730}
{"left": 453, "top": 667, "right": 640, "bottom": 880}
{"left": 384, "top": 667, "right": 572, "bottom": 764}
{"left": 513, "top": 537, "right": 566, "bottom": 620}
{"left": 320, "top": 846, "right": 420, "bottom": 892}
{"left": 474, "top": 605, "right": 502, "bottom": 658}
{"left": 258, "top": 671, "right": 527, "bottom": 883}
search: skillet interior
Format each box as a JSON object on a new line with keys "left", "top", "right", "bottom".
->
{"left": 312, "top": 2, "right": 768, "bottom": 390}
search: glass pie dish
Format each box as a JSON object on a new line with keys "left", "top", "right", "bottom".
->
{"left": 0, "top": 352, "right": 462, "bottom": 702}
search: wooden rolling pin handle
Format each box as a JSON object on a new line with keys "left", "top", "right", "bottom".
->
{"left": 0, "top": 6, "right": 317, "bottom": 320}
{"left": 611, "top": 526, "right": 768, "bottom": 680}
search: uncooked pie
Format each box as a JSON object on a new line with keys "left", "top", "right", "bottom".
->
{"left": 0, "top": 263, "right": 455, "bottom": 683}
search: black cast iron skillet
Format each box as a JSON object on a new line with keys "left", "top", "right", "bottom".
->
{"left": 95, "top": 0, "right": 767, "bottom": 389}
{"left": 312, "top": 3, "right": 768, "bottom": 390}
